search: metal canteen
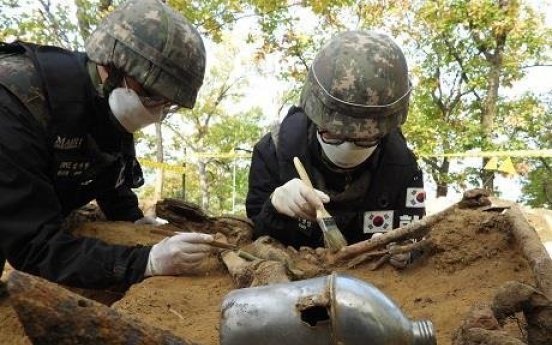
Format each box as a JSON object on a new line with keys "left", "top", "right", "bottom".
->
{"left": 220, "top": 273, "right": 436, "bottom": 345}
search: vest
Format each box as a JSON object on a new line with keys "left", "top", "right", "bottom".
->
{"left": 272, "top": 107, "right": 421, "bottom": 244}
{"left": 0, "top": 41, "right": 143, "bottom": 214}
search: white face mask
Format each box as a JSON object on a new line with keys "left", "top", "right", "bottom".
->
{"left": 108, "top": 87, "right": 166, "bottom": 133}
{"left": 317, "top": 132, "right": 378, "bottom": 169}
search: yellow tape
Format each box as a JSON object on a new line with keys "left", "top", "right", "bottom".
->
{"left": 182, "top": 153, "right": 252, "bottom": 159}
{"left": 137, "top": 154, "right": 252, "bottom": 174}
{"left": 180, "top": 150, "right": 551, "bottom": 159}
{"left": 420, "top": 149, "right": 552, "bottom": 158}
{"left": 138, "top": 159, "right": 186, "bottom": 174}
{"left": 138, "top": 149, "right": 550, "bottom": 174}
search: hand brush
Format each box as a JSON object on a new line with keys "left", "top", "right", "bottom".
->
{"left": 293, "top": 157, "right": 347, "bottom": 252}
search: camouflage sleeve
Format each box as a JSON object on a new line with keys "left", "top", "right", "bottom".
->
{"left": 0, "top": 87, "right": 149, "bottom": 288}
{"left": 245, "top": 135, "right": 300, "bottom": 245}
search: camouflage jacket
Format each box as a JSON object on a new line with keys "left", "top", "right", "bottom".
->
{"left": 245, "top": 106, "right": 425, "bottom": 249}
{"left": 0, "top": 41, "right": 149, "bottom": 288}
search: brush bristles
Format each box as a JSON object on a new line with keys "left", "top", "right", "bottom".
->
{"left": 318, "top": 217, "right": 347, "bottom": 252}
{"left": 324, "top": 229, "right": 348, "bottom": 252}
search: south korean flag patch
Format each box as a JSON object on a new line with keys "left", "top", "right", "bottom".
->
{"left": 363, "top": 210, "right": 394, "bottom": 234}
{"left": 406, "top": 188, "right": 425, "bottom": 208}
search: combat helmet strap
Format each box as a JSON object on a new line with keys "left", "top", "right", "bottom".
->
{"left": 0, "top": 41, "right": 26, "bottom": 55}
{"left": 101, "top": 66, "right": 123, "bottom": 97}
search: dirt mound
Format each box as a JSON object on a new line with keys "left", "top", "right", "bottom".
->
{"left": 0, "top": 207, "right": 539, "bottom": 345}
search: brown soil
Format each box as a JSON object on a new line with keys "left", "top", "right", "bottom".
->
{"left": 0, "top": 208, "right": 539, "bottom": 345}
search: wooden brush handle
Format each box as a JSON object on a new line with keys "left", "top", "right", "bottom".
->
{"left": 294, "top": 157, "right": 331, "bottom": 215}
{"left": 317, "top": 207, "right": 331, "bottom": 218}
{"left": 150, "top": 228, "right": 177, "bottom": 237}
{"left": 293, "top": 157, "right": 314, "bottom": 189}
{"left": 149, "top": 228, "right": 237, "bottom": 250}
{"left": 209, "top": 241, "right": 238, "bottom": 250}
{"left": 293, "top": 158, "right": 347, "bottom": 251}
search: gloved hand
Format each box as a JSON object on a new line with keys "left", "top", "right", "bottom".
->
{"left": 271, "top": 178, "right": 330, "bottom": 221}
{"left": 135, "top": 216, "right": 161, "bottom": 226}
{"left": 145, "top": 232, "right": 214, "bottom": 277}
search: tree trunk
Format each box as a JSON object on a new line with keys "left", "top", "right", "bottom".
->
{"left": 198, "top": 160, "right": 210, "bottom": 212}
{"left": 425, "top": 157, "right": 451, "bottom": 198}
{"left": 436, "top": 158, "right": 451, "bottom": 197}
{"left": 480, "top": 1, "right": 509, "bottom": 193}
{"left": 154, "top": 122, "right": 164, "bottom": 202}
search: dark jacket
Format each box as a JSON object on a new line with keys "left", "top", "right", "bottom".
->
{"left": 0, "top": 41, "right": 150, "bottom": 288}
{"left": 246, "top": 107, "right": 425, "bottom": 249}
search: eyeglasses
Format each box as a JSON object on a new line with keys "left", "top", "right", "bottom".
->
{"left": 317, "top": 129, "right": 379, "bottom": 148}
{"left": 123, "top": 77, "right": 173, "bottom": 109}
{"left": 139, "top": 95, "right": 172, "bottom": 108}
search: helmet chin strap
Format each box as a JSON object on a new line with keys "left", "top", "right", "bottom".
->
{"left": 101, "top": 65, "right": 123, "bottom": 98}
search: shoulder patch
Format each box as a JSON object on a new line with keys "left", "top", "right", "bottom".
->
{"left": 363, "top": 210, "right": 394, "bottom": 233}
{"left": 406, "top": 187, "right": 425, "bottom": 208}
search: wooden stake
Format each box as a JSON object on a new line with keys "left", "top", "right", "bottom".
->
{"left": 335, "top": 205, "right": 456, "bottom": 262}
{"left": 505, "top": 204, "right": 552, "bottom": 297}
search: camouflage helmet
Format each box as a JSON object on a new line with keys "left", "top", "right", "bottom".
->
{"left": 85, "top": 0, "right": 206, "bottom": 109}
{"left": 300, "top": 31, "right": 411, "bottom": 141}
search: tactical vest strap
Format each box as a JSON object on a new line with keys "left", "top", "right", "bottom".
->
{"left": 0, "top": 41, "right": 26, "bottom": 54}
{"left": 0, "top": 41, "right": 93, "bottom": 134}
{"left": 18, "top": 42, "right": 92, "bottom": 136}
{"left": 0, "top": 41, "right": 144, "bottom": 191}
{"left": 274, "top": 106, "right": 311, "bottom": 183}
{"left": 0, "top": 41, "right": 49, "bottom": 127}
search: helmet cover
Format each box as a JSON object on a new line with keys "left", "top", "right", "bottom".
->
{"left": 300, "top": 31, "right": 411, "bottom": 140}
{"left": 85, "top": 0, "right": 206, "bottom": 108}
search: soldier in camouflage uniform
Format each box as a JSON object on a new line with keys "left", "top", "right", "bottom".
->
{"left": 246, "top": 31, "right": 426, "bottom": 266}
{"left": 0, "top": 0, "right": 215, "bottom": 289}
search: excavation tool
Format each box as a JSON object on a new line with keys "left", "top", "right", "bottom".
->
{"left": 293, "top": 157, "right": 347, "bottom": 252}
{"left": 149, "top": 228, "right": 258, "bottom": 261}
